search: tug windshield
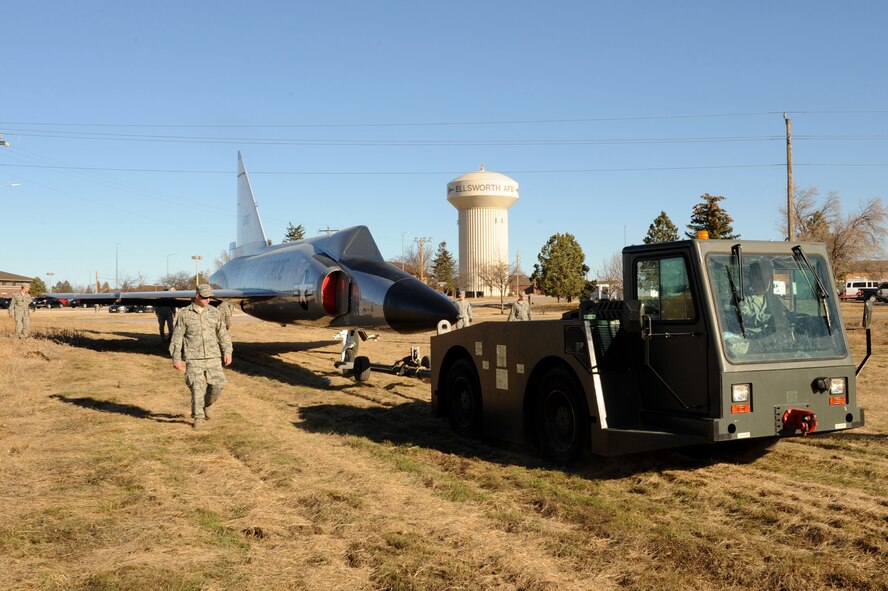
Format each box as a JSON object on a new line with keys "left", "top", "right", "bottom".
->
{"left": 707, "top": 252, "right": 847, "bottom": 363}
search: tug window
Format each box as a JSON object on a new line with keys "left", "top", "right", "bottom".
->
{"left": 636, "top": 257, "right": 694, "bottom": 321}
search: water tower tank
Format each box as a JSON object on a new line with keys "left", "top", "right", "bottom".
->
{"left": 447, "top": 167, "right": 519, "bottom": 296}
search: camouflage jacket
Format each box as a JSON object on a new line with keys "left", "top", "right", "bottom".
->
{"left": 217, "top": 301, "right": 234, "bottom": 329}
{"left": 508, "top": 300, "right": 532, "bottom": 321}
{"left": 456, "top": 299, "right": 472, "bottom": 321}
{"left": 169, "top": 303, "right": 233, "bottom": 363}
{"left": 9, "top": 292, "right": 33, "bottom": 316}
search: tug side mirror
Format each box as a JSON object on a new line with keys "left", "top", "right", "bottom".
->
{"left": 862, "top": 298, "right": 874, "bottom": 329}
{"left": 623, "top": 300, "right": 645, "bottom": 333}
{"left": 857, "top": 297, "right": 874, "bottom": 376}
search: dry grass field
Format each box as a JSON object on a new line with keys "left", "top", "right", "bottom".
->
{"left": 1, "top": 301, "right": 886, "bottom": 591}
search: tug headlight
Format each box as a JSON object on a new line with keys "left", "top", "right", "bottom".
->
{"left": 829, "top": 378, "right": 846, "bottom": 396}
{"left": 731, "top": 384, "right": 752, "bottom": 413}
{"left": 731, "top": 384, "right": 751, "bottom": 403}
{"left": 828, "top": 378, "right": 848, "bottom": 406}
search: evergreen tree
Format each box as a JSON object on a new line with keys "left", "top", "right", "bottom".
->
{"left": 30, "top": 277, "right": 47, "bottom": 297}
{"left": 431, "top": 241, "right": 457, "bottom": 295}
{"left": 685, "top": 194, "right": 739, "bottom": 239}
{"left": 535, "top": 233, "right": 587, "bottom": 302}
{"left": 283, "top": 223, "right": 306, "bottom": 242}
{"left": 644, "top": 211, "right": 680, "bottom": 244}
{"left": 54, "top": 280, "right": 73, "bottom": 293}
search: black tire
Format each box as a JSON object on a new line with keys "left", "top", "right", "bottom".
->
{"left": 446, "top": 358, "right": 482, "bottom": 436}
{"left": 353, "top": 356, "right": 371, "bottom": 382}
{"left": 536, "top": 367, "right": 589, "bottom": 465}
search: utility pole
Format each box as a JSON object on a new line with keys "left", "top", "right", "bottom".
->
{"left": 318, "top": 226, "right": 339, "bottom": 236}
{"left": 414, "top": 237, "right": 431, "bottom": 283}
{"left": 115, "top": 242, "right": 121, "bottom": 291}
{"left": 401, "top": 232, "right": 407, "bottom": 270}
{"left": 785, "top": 113, "right": 794, "bottom": 241}
{"left": 515, "top": 251, "right": 520, "bottom": 295}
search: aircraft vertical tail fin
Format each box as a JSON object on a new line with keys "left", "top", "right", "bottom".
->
{"left": 233, "top": 151, "right": 269, "bottom": 258}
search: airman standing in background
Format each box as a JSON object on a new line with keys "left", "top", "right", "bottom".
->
{"left": 455, "top": 291, "right": 472, "bottom": 329}
{"left": 508, "top": 292, "right": 533, "bottom": 321}
{"left": 169, "top": 284, "right": 233, "bottom": 430}
{"left": 217, "top": 300, "right": 234, "bottom": 330}
{"left": 8, "top": 284, "right": 33, "bottom": 338}
{"left": 154, "top": 303, "right": 176, "bottom": 344}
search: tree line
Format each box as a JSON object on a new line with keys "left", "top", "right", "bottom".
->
{"left": 26, "top": 192, "right": 885, "bottom": 300}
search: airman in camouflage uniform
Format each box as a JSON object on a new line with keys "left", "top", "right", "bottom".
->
{"left": 508, "top": 292, "right": 533, "bottom": 321}
{"left": 154, "top": 305, "right": 176, "bottom": 343}
{"left": 454, "top": 291, "right": 472, "bottom": 329}
{"left": 169, "top": 284, "right": 233, "bottom": 430}
{"left": 8, "top": 284, "right": 33, "bottom": 338}
{"left": 216, "top": 300, "right": 234, "bottom": 330}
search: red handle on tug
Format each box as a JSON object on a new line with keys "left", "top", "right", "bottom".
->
{"left": 782, "top": 408, "right": 818, "bottom": 435}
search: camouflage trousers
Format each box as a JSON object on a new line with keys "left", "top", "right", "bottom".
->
{"left": 12, "top": 312, "right": 30, "bottom": 338}
{"left": 158, "top": 316, "right": 174, "bottom": 340}
{"left": 184, "top": 358, "right": 227, "bottom": 420}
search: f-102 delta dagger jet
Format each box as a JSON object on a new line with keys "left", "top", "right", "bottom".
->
{"left": 72, "top": 153, "right": 459, "bottom": 380}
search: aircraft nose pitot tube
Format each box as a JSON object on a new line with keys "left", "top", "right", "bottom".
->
{"left": 383, "top": 277, "right": 459, "bottom": 333}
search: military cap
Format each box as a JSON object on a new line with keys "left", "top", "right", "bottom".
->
{"left": 196, "top": 284, "right": 214, "bottom": 298}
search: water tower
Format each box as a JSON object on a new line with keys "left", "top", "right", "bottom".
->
{"left": 447, "top": 167, "right": 519, "bottom": 296}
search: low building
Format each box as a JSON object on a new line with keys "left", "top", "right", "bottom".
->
{"left": 0, "top": 271, "right": 34, "bottom": 297}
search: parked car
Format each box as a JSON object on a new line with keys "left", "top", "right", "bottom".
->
{"left": 32, "top": 296, "right": 66, "bottom": 309}
{"left": 841, "top": 278, "right": 880, "bottom": 300}
{"left": 875, "top": 282, "right": 888, "bottom": 303}
{"left": 857, "top": 287, "right": 878, "bottom": 301}
{"left": 0, "top": 297, "right": 10, "bottom": 310}
{"left": 109, "top": 304, "right": 154, "bottom": 313}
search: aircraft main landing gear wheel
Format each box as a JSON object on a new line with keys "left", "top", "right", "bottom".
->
{"left": 353, "top": 355, "right": 371, "bottom": 382}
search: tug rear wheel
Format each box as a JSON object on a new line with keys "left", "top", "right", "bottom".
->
{"left": 537, "top": 368, "right": 588, "bottom": 465}
{"left": 446, "top": 358, "right": 482, "bottom": 436}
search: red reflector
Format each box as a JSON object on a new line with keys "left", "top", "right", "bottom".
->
{"left": 829, "top": 395, "right": 847, "bottom": 406}
{"left": 731, "top": 404, "right": 751, "bottom": 414}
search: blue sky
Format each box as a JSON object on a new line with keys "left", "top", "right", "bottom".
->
{"left": 2, "top": 1, "right": 886, "bottom": 289}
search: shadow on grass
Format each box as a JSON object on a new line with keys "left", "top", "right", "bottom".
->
{"left": 50, "top": 393, "right": 190, "bottom": 425}
{"left": 38, "top": 328, "right": 347, "bottom": 390}
{"left": 293, "top": 400, "right": 715, "bottom": 478}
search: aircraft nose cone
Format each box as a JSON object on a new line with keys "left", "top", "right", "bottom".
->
{"left": 384, "top": 278, "right": 459, "bottom": 333}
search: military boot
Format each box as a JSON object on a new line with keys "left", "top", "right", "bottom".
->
{"left": 192, "top": 417, "right": 204, "bottom": 430}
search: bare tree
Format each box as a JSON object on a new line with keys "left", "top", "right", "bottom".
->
{"left": 214, "top": 249, "right": 230, "bottom": 271}
{"left": 477, "top": 260, "right": 512, "bottom": 311}
{"left": 781, "top": 187, "right": 888, "bottom": 285}
{"left": 158, "top": 271, "right": 194, "bottom": 290}
{"left": 596, "top": 253, "right": 624, "bottom": 299}
{"left": 118, "top": 273, "right": 146, "bottom": 292}
{"left": 403, "top": 241, "right": 433, "bottom": 282}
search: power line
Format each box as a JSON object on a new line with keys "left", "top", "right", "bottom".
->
{"left": 0, "top": 162, "right": 790, "bottom": 174}
{"left": 2, "top": 109, "right": 887, "bottom": 129}
{"left": 0, "top": 128, "right": 789, "bottom": 145}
